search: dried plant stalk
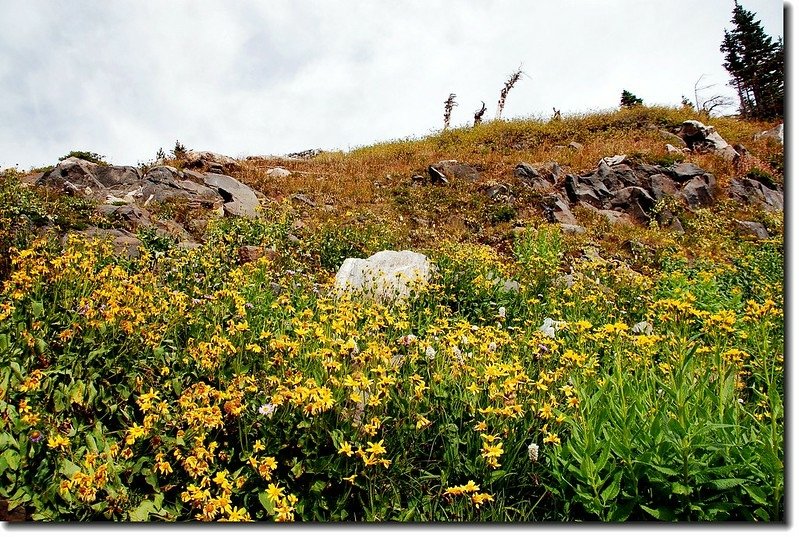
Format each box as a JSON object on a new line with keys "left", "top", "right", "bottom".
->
{"left": 443, "top": 93, "right": 457, "bottom": 130}
{"left": 496, "top": 67, "right": 524, "bottom": 119}
{"left": 473, "top": 101, "right": 487, "bottom": 126}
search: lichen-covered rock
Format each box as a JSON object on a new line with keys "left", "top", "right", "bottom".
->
{"left": 334, "top": 250, "right": 431, "bottom": 302}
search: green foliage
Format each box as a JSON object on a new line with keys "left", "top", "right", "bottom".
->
{"left": 488, "top": 203, "right": 517, "bottom": 224}
{"left": 620, "top": 90, "right": 643, "bottom": 108}
{"left": 745, "top": 167, "right": 776, "bottom": 188}
{"left": 313, "top": 220, "right": 399, "bottom": 272}
{"left": 513, "top": 225, "right": 563, "bottom": 295}
{"left": 721, "top": 3, "right": 783, "bottom": 119}
{"left": 59, "top": 151, "right": 109, "bottom": 165}
{"left": 0, "top": 171, "right": 97, "bottom": 280}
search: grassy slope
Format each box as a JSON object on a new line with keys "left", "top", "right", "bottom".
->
{"left": 0, "top": 106, "right": 785, "bottom": 522}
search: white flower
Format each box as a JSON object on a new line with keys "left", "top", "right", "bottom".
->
{"left": 258, "top": 403, "right": 276, "bottom": 417}
{"left": 487, "top": 342, "right": 497, "bottom": 353}
{"left": 539, "top": 317, "right": 564, "bottom": 339}
{"left": 425, "top": 346, "right": 436, "bottom": 359}
{"left": 397, "top": 333, "right": 418, "bottom": 346}
{"left": 527, "top": 442, "right": 539, "bottom": 462}
{"left": 498, "top": 306, "right": 506, "bottom": 320}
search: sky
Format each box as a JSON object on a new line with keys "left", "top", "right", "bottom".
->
{"left": 0, "top": 0, "right": 787, "bottom": 170}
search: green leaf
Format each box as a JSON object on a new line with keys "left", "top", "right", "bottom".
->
{"left": 291, "top": 461, "right": 304, "bottom": 478}
{"left": 258, "top": 491, "right": 275, "bottom": 515}
{"left": 310, "top": 480, "right": 326, "bottom": 494}
{"left": 601, "top": 473, "right": 621, "bottom": 503}
{"left": 31, "top": 301, "right": 44, "bottom": 318}
{"left": 145, "top": 471, "right": 158, "bottom": 490}
{"left": 742, "top": 484, "right": 768, "bottom": 506}
{"left": 671, "top": 482, "right": 693, "bottom": 495}
{"left": 129, "top": 500, "right": 155, "bottom": 522}
{"left": 709, "top": 478, "right": 748, "bottom": 490}
{"left": 641, "top": 505, "right": 677, "bottom": 521}
{"left": 4, "top": 450, "right": 19, "bottom": 471}
{"left": 753, "top": 507, "right": 770, "bottom": 521}
{"left": 643, "top": 462, "right": 679, "bottom": 476}
{"left": 61, "top": 459, "right": 81, "bottom": 477}
{"left": 484, "top": 470, "right": 506, "bottom": 484}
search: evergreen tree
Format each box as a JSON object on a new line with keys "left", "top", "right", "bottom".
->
{"left": 720, "top": 1, "right": 784, "bottom": 119}
{"left": 620, "top": 90, "right": 643, "bottom": 108}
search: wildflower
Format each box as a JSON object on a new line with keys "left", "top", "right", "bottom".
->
{"left": 343, "top": 473, "right": 357, "bottom": 484}
{"left": 416, "top": 415, "right": 431, "bottom": 429}
{"left": 366, "top": 440, "right": 386, "bottom": 456}
{"left": 266, "top": 483, "right": 284, "bottom": 502}
{"left": 425, "top": 346, "right": 436, "bottom": 359}
{"left": 498, "top": 306, "right": 506, "bottom": 321}
{"left": 543, "top": 432, "right": 561, "bottom": 445}
{"left": 481, "top": 442, "right": 504, "bottom": 459}
{"left": 156, "top": 461, "right": 173, "bottom": 475}
{"left": 253, "top": 440, "right": 265, "bottom": 453}
{"left": 397, "top": 333, "right": 417, "bottom": 346}
{"left": 338, "top": 441, "right": 354, "bottom": 457}
{"left": 258, "top": 403, "right": 277, "bottom": 417}
{"left": 221, "top": 505, "right": 251, "bottom": 522}
{"left": 461, "top": 480, "right": 480, "bottom": 493}
{"left": 47, "top": 434, "right": 70, "bottom": 450}
{"left": 471, "top": 492, "right": 494, "bottom": 507}
{"left": 539, "top": 318, "right": 561, "bottom": 338}
{"left": 29, "top": 430, "right": 44, "bottom": 443}
{"left": 527, "top": 442, "right": 539, "bottom": 462}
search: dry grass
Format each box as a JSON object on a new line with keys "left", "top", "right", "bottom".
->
{"left": 164, "top": 106, "right": 781, "bottom": 259}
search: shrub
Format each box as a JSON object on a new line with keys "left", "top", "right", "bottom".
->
{"left": 59, "top": 151, "right": 109, "bottom": 166}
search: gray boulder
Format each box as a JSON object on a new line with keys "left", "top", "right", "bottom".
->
{"left": 38, "top": 157, "right": 104, "bottom": 191}
{"left": 542, "top": 194, "right": 578, "bottom": 225}
{"left": 677, "top": 120, "right": 738, "bottom": 161}
{"left": 67, "top": 227, "right": 143, "bottom": 258}
{"left": 428, "top": 160, "right": 480, "bottom": 183}
{"left": 267, "top": 167, "right": 292, "bottom": 178}
{"left": 681, "top": 176, "right": 716, "bottom": 208}
{"left": 649, "top": 174, "right": 679, "bottom": 201}
{"left": 728, "top": 177, "right": 783, "bottom": 212}
{"left": 334, "top": 250, "right": 432, "bottom": 302}
{"left": 733, "top": 220, "right": 769, "bottom": 239}
{"left": 754, "top": 123, "right": 783, "bottom": 144}
{"left": 668, "top": 162, "right": 707, "bottom": 181}
{"left": 202, "top": 173, "right": 261, "bottom": 217}
{"left": 610, "top": 186, "right": 656, "bottom": 221}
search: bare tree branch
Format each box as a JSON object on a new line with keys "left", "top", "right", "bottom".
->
{"left": 473, "top": 101, "right": 487, "bottom": 126}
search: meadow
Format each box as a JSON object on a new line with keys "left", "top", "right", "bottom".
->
{"left": 0, "top": 107, "right": 784, "bottom": 521}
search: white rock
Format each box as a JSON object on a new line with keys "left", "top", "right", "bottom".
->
{"left": 267, "top": 167, "right": 292, "bottom": 178}
{"left": 755, "top": 123, "right": 783, "bottom": 144}
{"left": 678, "top": 120, "right": 738, "bottom": 161}
{"left": 334, "top": 250, "right": 432, "bottom": 302}
{"left": 599, "top": 155, "right": 627, "bottom": 167}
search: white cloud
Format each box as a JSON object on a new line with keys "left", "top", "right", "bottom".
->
{"left": 0, "top": 0, "right": 786, "bottom": 169}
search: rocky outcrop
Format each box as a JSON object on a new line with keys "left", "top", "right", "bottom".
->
{"left": 515, "top": 161, "right": 561, "bottom": 192}
{"left": 754, "top": 123, "right": 783, "bottom": 144}
{"left": 39, "top": 159, "right": 263, "bottom": 219}
{"left": 428, "top": 160, "right": 480, "bottom": 184}
{"left": 334, "top": 250, "right": 432, "bottom": 302}
{"left": 202, "top": 173, "right": 261, "bottom": 218}
{"left": 676, "top": 120, "right": 738, "bottom": 161}
{"left": 728, "top": 176, "right": 783, "bottom": 212}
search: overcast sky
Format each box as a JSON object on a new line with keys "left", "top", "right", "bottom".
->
{"left": 0, "top": 0, "right": 786, "bottom": 170}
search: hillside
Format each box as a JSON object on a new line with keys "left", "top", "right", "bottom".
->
{"left": 0, "top": 107, "right": 784, "bottom": 522}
